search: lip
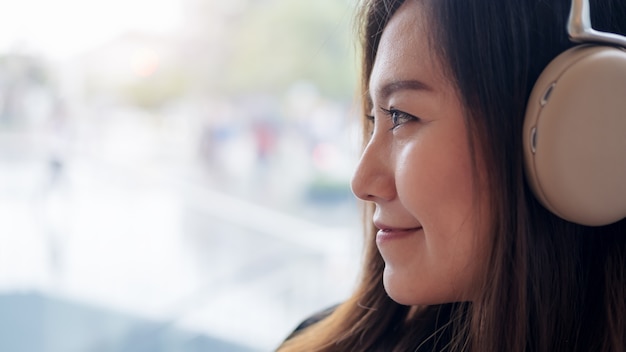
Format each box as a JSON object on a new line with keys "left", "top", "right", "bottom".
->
{"left": 374, "top": 222, "right": 422, "bottom": 244}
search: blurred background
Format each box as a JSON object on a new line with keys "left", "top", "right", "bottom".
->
{"left": 0, "top": 0, "right": 363, "bottom": 351}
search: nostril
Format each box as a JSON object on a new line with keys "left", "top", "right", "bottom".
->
{"left": 350, "top": 174, "right": 366, "bottom": 200}
{"left": 350, "top": 142, "right": 394, "bottom": 202}
{"left": 351, "top": 171, "right": 395, "bottom": 202}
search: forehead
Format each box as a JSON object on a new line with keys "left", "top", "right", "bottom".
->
{"left": 368, "top": 0, "right": 445, "bottom": 100}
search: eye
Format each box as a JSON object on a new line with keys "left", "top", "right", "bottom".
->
{"left": 380, "top": 107, "right": 419, "bottom": 130}
{"left": 365, "top": 114, "right": 375, "bottom": 136}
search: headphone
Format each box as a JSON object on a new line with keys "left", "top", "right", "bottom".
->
{"left": 523, "top": 0, "right": 626, "bottom": 226}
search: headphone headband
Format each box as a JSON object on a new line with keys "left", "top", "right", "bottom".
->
{"left": 568, "top": 0, "right": 626, "bottom": 46}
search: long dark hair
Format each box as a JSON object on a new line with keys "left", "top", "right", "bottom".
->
{"left": 277, "top": 0, "right": 626, "bottom": 351}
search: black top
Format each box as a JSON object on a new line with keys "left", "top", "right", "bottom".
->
{"left": 284, "top": 304, "right": 338, "bottom": 341}
{"left": 281, "top": 303, "right": 461, "bottom": 351}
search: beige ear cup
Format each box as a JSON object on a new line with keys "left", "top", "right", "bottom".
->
{"left": 523, "top": 44, "right": 626, "bottom": 226}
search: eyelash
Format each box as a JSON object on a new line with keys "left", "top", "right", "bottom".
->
{"left": 380, "top": 107, "right": 419, "bottom": 130}
{"left": 364, "top": 107, "right": 420, "bottom": 136}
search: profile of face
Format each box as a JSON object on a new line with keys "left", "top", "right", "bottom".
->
{"left": 351, "top": 0, "right": 491, "bottom": 305}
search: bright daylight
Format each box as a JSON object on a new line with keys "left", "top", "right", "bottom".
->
{"left": 0, "top": 0, "right": 361, "bottom": 351}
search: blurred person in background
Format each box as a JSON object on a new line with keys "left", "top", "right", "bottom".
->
{"left": 277, "top": 0, "right": 626, "bottom": 351}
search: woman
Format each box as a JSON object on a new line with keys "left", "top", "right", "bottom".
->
{"left": 278, "top": 0, "right": 626, "bottom": 350}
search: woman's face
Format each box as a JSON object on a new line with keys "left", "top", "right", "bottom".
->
{"left": 351, "top": 0, "right": 491, "bottom": 305}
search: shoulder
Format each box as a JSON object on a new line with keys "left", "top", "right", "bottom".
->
{"left": 284, "top": 304, "right": 339, "bottom": 341}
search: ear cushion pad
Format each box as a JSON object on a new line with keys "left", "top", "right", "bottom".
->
{"left": 523, "top": 44, "right": 626, "bottom": 226}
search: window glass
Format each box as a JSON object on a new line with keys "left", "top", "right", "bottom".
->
{"left": 0, "top": 1, "right": 360, "bottom": 350}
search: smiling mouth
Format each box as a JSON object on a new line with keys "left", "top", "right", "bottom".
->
{"left": 375, "top": 227, "right": 422, "bottom": 244}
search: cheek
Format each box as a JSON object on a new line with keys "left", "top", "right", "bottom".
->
{"left": 394, "top": 140, "right": 488, "bottom": 301}
{"left": 395, "top": 136, "right": 476, "bottom": 232}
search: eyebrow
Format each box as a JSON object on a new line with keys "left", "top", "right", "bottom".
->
{"left": 371, "top": 79, "right": 432, "bottom": 102}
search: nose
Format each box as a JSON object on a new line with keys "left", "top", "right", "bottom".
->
{"left": 350, "top": 134, "right": 396, "bottom": 202}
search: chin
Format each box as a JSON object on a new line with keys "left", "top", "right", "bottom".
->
{"left": 382, "top": 268, "right": 459, "bottom": 306}
{"left": 382, "top": 269, "right": 424, "bottom": 305}
{"left": 385, "top": 290, "right": 417, "bottom": 305}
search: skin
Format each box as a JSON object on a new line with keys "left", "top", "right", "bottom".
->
{"left": 350, "top": 0, "right": 491, "bottom": 305}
